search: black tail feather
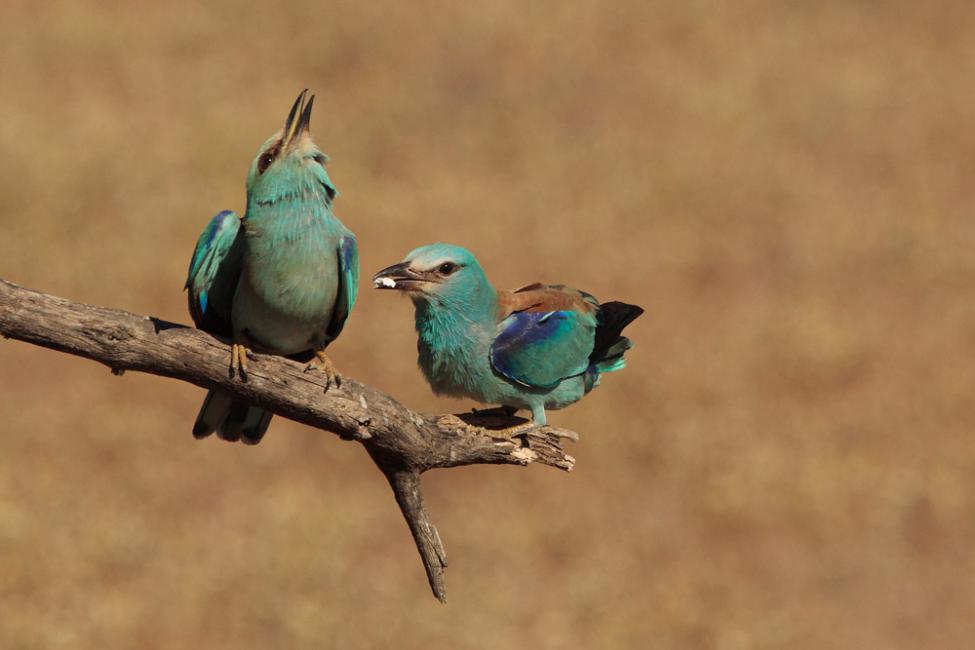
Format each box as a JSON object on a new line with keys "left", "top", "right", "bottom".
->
{"left": 192, "top": 389, "right": 273, "bottom": 445}
{"left": 240, "top": 409, "right": 273, "bottom": 445}
{"left": 590, "top": 301, "right": 644, "bottom": 365}
{"left": 218, "top": 400, "right": 248, "bottom": 442}
{"left": 192, "top": 390, "right": 232, "bottom": 439}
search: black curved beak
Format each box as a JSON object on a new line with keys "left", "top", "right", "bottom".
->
{"left": 373, "top": 262, "right": 426, "bottom": 290}
{"left": 283, "top": 89, "right": 314, "bottom": 147}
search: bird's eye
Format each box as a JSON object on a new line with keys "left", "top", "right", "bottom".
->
{"left": 258, "top": 152, "right": 275, "bottom": 174}
{"left": 438, "top": 262, "right": 458, "bottom": 275}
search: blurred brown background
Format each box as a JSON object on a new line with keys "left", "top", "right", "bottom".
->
{"left": 1, "top": 1, "right": 973, "bottom": 648}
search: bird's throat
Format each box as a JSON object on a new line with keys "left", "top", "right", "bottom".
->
{"left": 413, "top": 294, "right": 496, "bottom": 397}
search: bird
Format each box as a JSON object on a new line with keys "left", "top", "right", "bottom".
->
{"left": 372, "top": 243, "right": 642, "bottom": 430}
{"left": 184, "top": 90, "right": 359, "bottom": 444}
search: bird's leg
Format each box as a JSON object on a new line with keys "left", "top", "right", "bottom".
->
{"left": 304, "top": 349, "right": 340, "bottom": 391}
{"left": 229, "top": 333, "right": 253, "bottom": 381}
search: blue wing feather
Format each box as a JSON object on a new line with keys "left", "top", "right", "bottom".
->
{"left": 326, "top": 234, "right": 359, "bottom": 341}
{"left": 185, "top": 210, "right": 242, "bottom": 336}
{"left": 490, "top": 309, "right": 596, "bottom": 389}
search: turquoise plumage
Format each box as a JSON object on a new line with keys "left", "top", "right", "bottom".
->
{"left": 185, "top": 91, "right": 359, "bottom": 444}
{"left": 373, "top": 244, "right": 642, "bottom": 427}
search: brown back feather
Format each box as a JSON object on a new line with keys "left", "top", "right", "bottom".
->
{"left": 497, "top": 284, "right": 599, "bottom": 321}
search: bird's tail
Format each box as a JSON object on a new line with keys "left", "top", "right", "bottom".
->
{"left": 585, "top": 301, "right": 644, "bottom": 390}
{"left": 192, "top": 389, "right": 273, "bottom": 445}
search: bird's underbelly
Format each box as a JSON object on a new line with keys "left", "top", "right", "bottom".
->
{"left": 419, "top": 339, "right": 590, "bottom": 410}
{"left": 236, "top": 301, "right": 328, "bottom": 354}
{"left": 232, "top": 252, "right": 338, "bottom": 355}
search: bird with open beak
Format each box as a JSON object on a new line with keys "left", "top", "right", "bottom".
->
{"left": 184, "top": 90, "right": 359, "bottom": 444}
{"left": 373, "top": 243, "right": 642, "bottom": 431}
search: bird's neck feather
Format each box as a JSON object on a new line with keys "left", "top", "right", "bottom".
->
{"left": 244, "top": 191, "right": 336, "bottom": 242}
{"left": 247, "top": 161, "right": 334, "bottom": 212}
{"left": 412, "top": 280, "right": 498, "bottom": 393}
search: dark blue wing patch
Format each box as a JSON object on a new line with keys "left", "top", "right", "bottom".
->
{"left": 326, "top": 234, "right": 359, "bottom": 341}
{"left": 185, "top": 210, "right": 242, "bottom": 335}
{"left": 489, "top": 310, "right": 595, "bottom": 389}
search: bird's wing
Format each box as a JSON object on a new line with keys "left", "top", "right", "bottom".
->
{"left": 185, "top": 210, "right": 243, "bottom": 336}
{"left": 325, "top": 233, "right": 359, "bottom": 341}
{"left": 489, "top": 285, "right": 598, "bottom": 389}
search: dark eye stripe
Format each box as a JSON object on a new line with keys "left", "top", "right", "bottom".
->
{"left": 258, "top": 146, "right": 280, "bottom": 174}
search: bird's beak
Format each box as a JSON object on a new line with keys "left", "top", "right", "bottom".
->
{"left": 282, "top": 89, "right": 314, "bottom": 149}
{"left": 372, "top": 262, "right": 428, "bottom": 291}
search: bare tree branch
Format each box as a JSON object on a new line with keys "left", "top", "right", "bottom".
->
{"left": 0, "top": 278, "right": 577, "bottom": 602}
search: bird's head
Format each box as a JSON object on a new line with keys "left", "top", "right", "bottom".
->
{"left": 373, "top": 243, "right": 495, "bottom": 308}
{"left": 245, "top": 90, "right": 337, "bottom": 207}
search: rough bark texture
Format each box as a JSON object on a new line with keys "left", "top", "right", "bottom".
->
{"left": 0, "top": 278, "right": 577, "bottom": 602}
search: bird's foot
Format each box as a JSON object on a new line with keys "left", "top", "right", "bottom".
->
{"left": 305, "top": 350, "right": 340, "bottom": 391}
{"left": 493, "top": 422, "right": 542, "bottom": 439}
{"left": 230, "top": 343, "right": 251, "bottom": 381}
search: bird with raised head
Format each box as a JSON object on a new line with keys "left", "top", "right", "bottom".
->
{"left": 185, "top": 90, "right": 359, "bottom": 444}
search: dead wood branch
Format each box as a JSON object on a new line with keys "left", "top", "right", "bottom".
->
{"left": 0, "top": 278, "right": 577, "bottom": 602}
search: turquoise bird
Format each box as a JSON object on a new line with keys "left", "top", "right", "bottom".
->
{"left": 372, "top": 244, "right": 642, "bottom": 428}
{"left": 184, "top": 90, "right": 359, "bottom": 444}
